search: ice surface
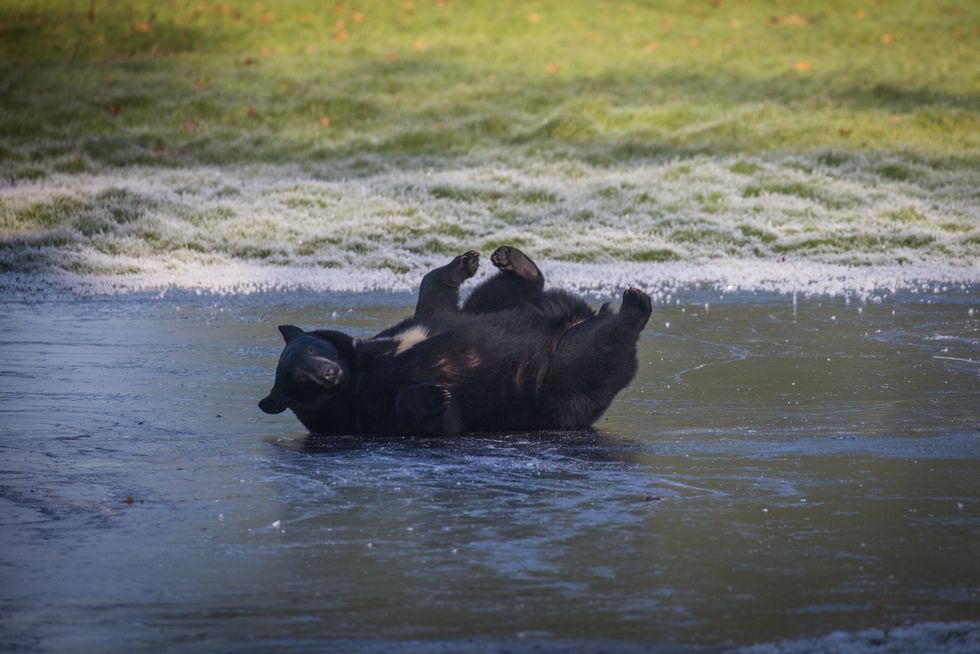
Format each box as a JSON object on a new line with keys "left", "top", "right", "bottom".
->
{"left": 734, "top": 620, "right": 980, "bottom": 654}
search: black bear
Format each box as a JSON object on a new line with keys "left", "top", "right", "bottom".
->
{"left": 258, "top": 246, "right": 651, "bottom": 435}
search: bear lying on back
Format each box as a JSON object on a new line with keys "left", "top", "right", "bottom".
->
{"left": 259, "top": 246, "right": 651, "bottom": 436}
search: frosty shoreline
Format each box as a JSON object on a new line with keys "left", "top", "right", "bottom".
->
{"left": 1, "top": 259, "right": 977, "bottom": 300}
{"left": 2, "top": 156, "right": 978, "bottom": 301}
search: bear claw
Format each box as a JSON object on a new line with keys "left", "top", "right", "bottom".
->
{"left": 419, "top": 383, "right": 452, "bottom": 417}
{"left": 449, "top": 251, "right": 480, "bottom": 285}
{"left": 621, "top": 287, "right": 652, "bottom": 329}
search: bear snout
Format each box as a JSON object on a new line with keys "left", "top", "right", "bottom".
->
{"left": 315, "top": 362, "right": 342, "bottom": 385}
{"left": 289, "top": 357, "right": 343, "bottom": 388}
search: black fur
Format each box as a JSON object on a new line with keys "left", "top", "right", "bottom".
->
{"left": 259, "top": 246, "right": 651, "bottom": 435}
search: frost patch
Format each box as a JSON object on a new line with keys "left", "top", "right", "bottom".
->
{"left": 1, "top": 155, "right": 977, "bottom": 295}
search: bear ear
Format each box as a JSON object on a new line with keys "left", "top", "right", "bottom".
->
{"left": 258, "top": 390, "right": 287, "bottom": 414}
{"left": 278, "top": 325, "right": 305, "bottom": 343}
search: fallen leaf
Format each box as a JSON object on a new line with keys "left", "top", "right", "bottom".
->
{"left": 528, "top": 13, "right": 541, "bottom": 24}
{"left": 839, "top": 127, "right": 853, "bottom": 136}
{"left": 401, "top": 0, "right": 415, "bottom": 9}
{"left": 110, "top": 104, "right": 122, "bottom": 115}
{"left": 546, "top": 63, "right": 560, "bottom": 74}
{"left": 318, "top": 115, "right": 331, "bottom": 128}
{"left": 644, "top": 41, "right": 659, "bottom": 53}
{"left": 259, "top": 47, "right": 273, "bottom": 57}
{"left": 352, "top": 12, "right": 364, "bottom": 22}
{"left": 796, "top": 60, "right": 812, "bottom": 72}
{"left": 133, "top": 20, "right": 152, "bottom": 33}
{"left": 730, "top": 19, "right": 743, "bottom": 29}
{"left": 386, "top": 51, "right": 399, "bottom": 61}
{"left": 783, "top": 13, "right": 810, "bottom": 26}
{"left": 260, "top": 12, "right": 274, "bottom": 25}
{"left": 413, "top": 39, "right": 427, "bottom": 50}
{"left": 241, "top": 56, "right": 256, "bottom": 65}
{"left": 193, "top": 79, "right": 204, "bottom": 91}
{"left": 880, "top": 33, "right": 893, "bottom": 44}
{"left": 304, "top": 43, "right": 318, "bottom": 54}
{"left": 247, "top": 106, "right": 258, "bottom": 119}
{"left": 335, "top": 19, "right": 345, "bottom": 30}
{"left": 687, "top": 37, "right": 700, "bottom": 47}
{"left": 216, "top": 3, "right": 242, "bottom": 20}
{"left": 855, "top": 10, "right": 866, "bottom": 19}
{"left": 888, "top": 115, "right": 902, "bottom": 124}
{"left": 183, "top": 119, "right": 199, "bottom": 131}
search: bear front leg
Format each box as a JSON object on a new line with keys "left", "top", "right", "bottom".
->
{"left": 414, "top": 251, "right": 480, "bottom": 319}
{"left": 395, "top": 383, "right": 463, "bottom": 436}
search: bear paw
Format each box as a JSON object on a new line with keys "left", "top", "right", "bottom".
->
{"left": 418, "top": 383, "right": 452, "bottom": 418}
{"left": 449, "top": 251, "right": 480, "bottom": 286}
{"left": 399, "top": 383, "right": 453, "bottom": 420}
{"left": 491, "top": 245, "right": 543, "bottom": 283}
{"left": 620, "top": 287, "right": 652, "bottom": 330}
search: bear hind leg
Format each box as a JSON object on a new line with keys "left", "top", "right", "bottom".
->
{"left": 414, "top": 251, "right": 480, "bottom": 319}
{"left": 491, "top": 245, "right": 544, "bottom": 287}
{"left": 462, "top": 245, "right": 545, "bottom": 314}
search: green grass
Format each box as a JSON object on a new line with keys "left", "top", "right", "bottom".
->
{"left": 0, "top": 0, "right": 978, "bottom": 177}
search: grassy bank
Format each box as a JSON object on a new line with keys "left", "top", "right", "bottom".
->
{"left": 1, "top": 0, "right": 977, "bottom": 174}
{"left": 0, "top": 1, "right": 977, "bottom": 286}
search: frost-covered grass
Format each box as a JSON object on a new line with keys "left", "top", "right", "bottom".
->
{"left": 1, "top": 155, "right": 977, "bottom": 297}
{"left": 1, "top": 0, "right": 978, "bottom": 293}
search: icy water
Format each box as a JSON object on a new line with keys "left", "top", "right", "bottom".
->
{"left": 1, "top": 289, "right": 978, "bottom": 653}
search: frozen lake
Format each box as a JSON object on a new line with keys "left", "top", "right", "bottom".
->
{"left": 1, "top": 289, "right": 978, "bottom": 652}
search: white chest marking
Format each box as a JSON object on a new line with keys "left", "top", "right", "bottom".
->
{"left": 394, "top": 325, "right": 430, "bottom": 354}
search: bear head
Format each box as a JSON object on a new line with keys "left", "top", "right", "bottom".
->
{"left": 258, "top": 325, "right": 356, "bottom": 415}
